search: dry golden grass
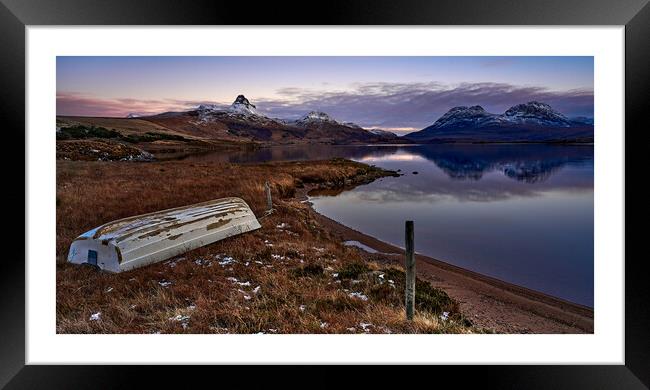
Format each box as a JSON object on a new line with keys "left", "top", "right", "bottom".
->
{"left": 56, "top": 158, "right": 482, "bottom": 334}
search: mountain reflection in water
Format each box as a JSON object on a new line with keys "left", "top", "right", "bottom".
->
{"left": 356, "top": 144, "right": 593, "bottom": 183}
{"left": 311, "top": 144, "right": 594, "bottom": 307}
{"left": 169, "top": 143, "right": 592, "bottom": 184}
{"left": 170, "top": 143, "right": 594, "bottom": 306}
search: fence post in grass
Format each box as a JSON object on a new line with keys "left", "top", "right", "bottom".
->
{"left": 405, "top": 220, "right": 415, "bottom": 321}
{"left": 265, "top": 181, "right": 273, "bottom": 212}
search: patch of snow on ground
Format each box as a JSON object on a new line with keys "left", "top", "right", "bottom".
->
{"left": 158, "top": 280, "right": 172, "bottom": 287}
{"left": 349, "top": 292, "right": 369, "bottom": 301}
{"left": 440, "top": 312, "right": 449, "bottom": 321}
{"left": 227, "top": 277, "right": 251, "bottom": 286}
{"left": 193, "top": 258, "right": 212, "bottom": 267}
{"left": 218, "top": 256, "right": 236, "bottom": 266}
{"left": 299, "top": 305, "right": 306, "bottom": 312}
{"left": 359, "top": 322, "right": 373, "bottom": 332}
{"left": 89, "top": 312, "right": 101, "bottom": 321}
{"left": 169, "top": 314, "right": 190, "bottom": 329}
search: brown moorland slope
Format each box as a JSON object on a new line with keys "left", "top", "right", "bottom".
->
{"left": 57, "top": 158, "right": 479, "bottom": 334}
{"left": 56, "top": 95, "right": 405, "bottom": 147}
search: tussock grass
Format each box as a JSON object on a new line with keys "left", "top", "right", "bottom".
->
{"left": 337, "top": 262, "right": 371, "bottom": 279}
{"left": 56, "top": 158, "right": 481, "bottom": 334}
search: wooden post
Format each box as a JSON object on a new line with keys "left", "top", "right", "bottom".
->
{"left": 405, "top": 220, "right": 415, "bottom": 320}
{"left": 265, "top": 181, "right": 273, "bottom": 212}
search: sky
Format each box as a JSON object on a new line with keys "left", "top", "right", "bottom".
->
{"left": 57, "top": 56, "right": 594, "bottom": 134}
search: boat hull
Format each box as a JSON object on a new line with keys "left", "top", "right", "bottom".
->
{"left": 67, "top": 197, "right": 261, "bottom": 272}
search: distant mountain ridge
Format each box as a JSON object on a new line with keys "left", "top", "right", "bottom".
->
{"left": 406, "top": 102, "right": 593, "bottom": 143}
{"left": 133, "top": 95, "right": 402, "bottom": 145}
{"left": 60, "top": 98, "right": 592, "bottom": 146}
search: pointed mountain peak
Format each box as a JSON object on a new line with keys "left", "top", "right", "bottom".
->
{"left": 229, "top": 95, "right": 260, "bottom": 116}
{"left": 233, "top": 94, "right": 256, "bottom": 108}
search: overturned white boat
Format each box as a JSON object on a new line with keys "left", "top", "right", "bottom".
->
{"left": 67, "top": 197, "right": 261, "bottom": 273}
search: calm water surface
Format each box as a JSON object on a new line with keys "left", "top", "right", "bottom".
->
{"left": 175, "top": 144, "right": 594, "bottom": 307}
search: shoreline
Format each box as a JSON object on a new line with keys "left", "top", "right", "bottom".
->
{"left": 297, "top": 185, "right": 594, "bottom": 334}
{"left": 56, "top": 158, "right": 593, "bottom": 334}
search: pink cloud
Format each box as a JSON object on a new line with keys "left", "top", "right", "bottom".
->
{"left": 56, "top": 92, "right": 202, "bottom": 117}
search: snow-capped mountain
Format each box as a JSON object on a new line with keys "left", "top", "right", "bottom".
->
{"left": 196, "top": 103, "right": 223, "bottom": 111}
{"left": 228, "top": 95, "right": 260, "bottom": 116}
{"left": 196, "top": 95, "right": 262, "bottom": 117}
{"left": 292, "top": 111, "right": 339, "bottom": 127}
{"left": 427, "top": 105, "right": 497, "bottom": 129}
{"left": 140, "top": 95, "right": 410, "bottom": 145}
{"left": 502, "top": 102, "right": 574, "bottom": 127}
{"left": 406, "top": 102, "right": 593, "bottom": 143}
{"left": 126, "top": 113, "right": 142, "bottom": 118}
{"left": 292, "top": 111, "right": 368, "bottom": 129}
{"left": 193, "top": 95, "right": 280, "bottom": 126}
{"left": 193, "top": 97, "right": 372, "bottom": 132}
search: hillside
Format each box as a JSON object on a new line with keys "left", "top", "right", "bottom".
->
{"left": 56, "top": 95, "right": 405, "bottom": 152}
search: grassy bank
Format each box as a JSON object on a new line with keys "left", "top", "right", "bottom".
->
{"left": 56, "top": 158, "right": 482, "bottom": 334}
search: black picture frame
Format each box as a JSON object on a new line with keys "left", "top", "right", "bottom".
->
{"left": 3, "top": 0, "right": 647, "bottom": 388}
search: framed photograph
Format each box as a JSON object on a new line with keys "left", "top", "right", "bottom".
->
{"left": 5, "top": 0, "right": 647, "bottom": 387}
